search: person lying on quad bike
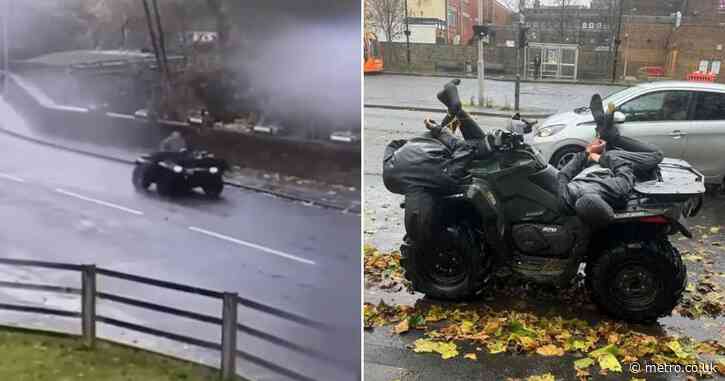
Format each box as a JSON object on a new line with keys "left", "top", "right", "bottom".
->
{"left": 428, "top": 80, "right": 664, "bottom": 227}
{"left": 160, "top": 131, "right": 188, "bottom": 152}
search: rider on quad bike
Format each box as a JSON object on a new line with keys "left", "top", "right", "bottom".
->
{"left": 429, "top": 80, "right": 664, "bottom": 228}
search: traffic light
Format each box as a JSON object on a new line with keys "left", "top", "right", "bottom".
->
{"left": 518, "top": 26, "right": 530, "bottom": 47}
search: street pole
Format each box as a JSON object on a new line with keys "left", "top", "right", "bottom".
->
{"left": 404, "top": 0, "right": 411, "bottom": 64}
{"left": 611, "top": 0, "right": 624, "bottom": 82}
{"left": 2, "top": 0, "right": 8, "bottom": 95}
{"left": 477, "top": 0, "right": 485, "bottom": 107}
{"left": 515, "top": 1, "right": 523, "bottom": 112}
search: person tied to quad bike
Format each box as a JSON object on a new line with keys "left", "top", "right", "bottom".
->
{"left": 426, "top": 80, "right": 664, "bottom": 227}
{"left": 160, "top": 131, "right": 188, "bottom": 152}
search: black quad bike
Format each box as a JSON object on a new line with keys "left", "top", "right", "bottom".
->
{"left": 395, "top": 82, "right": 705, "bottom": 323}
{"left": 133, "top": 150, "right": 228, "bottom": 198}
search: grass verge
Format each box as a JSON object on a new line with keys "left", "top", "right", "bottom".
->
{"left": 0, "top": 327, "right": 228, "bottom": 381}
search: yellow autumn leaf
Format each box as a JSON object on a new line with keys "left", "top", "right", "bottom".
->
{"left": 413, "top": 339, "right": 459, "bottom": 359}
{"left": 710, "top": 226, "right": 720, "bottom": 234}
{"left": 464, "top": 352, "right": 477, "bottom": 360}
{"left": 487, "top": 340, "right": 507, "bottom": 354}
{"left": 631, "top": 378, "right": 646, "bottom": 381}
{"left": 527, "top": 373, "right": 555, "bottom": 381}
{"left": 536, "top": 344, "right": 564, "bottom": 356}
{"left": 394, "top": 319, "right": 409, "bottom": 334}
{"left": 460, "top": 320, "right": 475, "bottom": 334}
{"left": 597, "top": 353, "right": 622, "bottom": 372}
{"left": 574, "top": 358, "right": 594, "bottom": 369}
{"left": 666, "top": 340, "right": 693, "bottom": 360}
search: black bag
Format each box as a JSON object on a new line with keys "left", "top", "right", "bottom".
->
{"left": 382, "top": 133, "right": 474, "bottom": 195}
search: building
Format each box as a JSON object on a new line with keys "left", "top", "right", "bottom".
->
{"left": 402, "top": 0, "right": 512, "bottom": 44}
{"left": 616, "top": 0, "right": 725, "bottom": 82}
{"left": 523, "top": 3, "right": 613, "bottom": 46}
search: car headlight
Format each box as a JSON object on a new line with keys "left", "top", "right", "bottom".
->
{"left": 173, "top": 165, "right": 183, "bottom": 173}
{"left": 535, "top": 124, "right": 567, "bottom": 138}
{"left": 209, "top": 167, "right": 219, "bottom": 174}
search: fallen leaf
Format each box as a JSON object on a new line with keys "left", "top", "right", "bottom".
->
{"left": 710, "top": 226, "right": 720, "bottom": 234}
{"left": 394, "top": 319, "right": 409, "bottom": 335}
{"left": 487, "top": 340, "right": 507, "bottom": 354}
{"left": 536, "top": 344, "right": 564, "bottom": 356}
{"left": 464, "top": 353, "right": 477, "bottom": 360}
{"left": 527, "top": 373, "right": 555, "bottom": 381}
{"left": 413, "top": 339, "right": 459, "bottom": 359}
{"left": 574, "top": 358, "right": 594, "bottom": 369}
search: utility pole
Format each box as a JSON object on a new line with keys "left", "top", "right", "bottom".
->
{"left": 611, "top": 0, "right": 624, "bottom": 82}
{"left": 477, "top": 0, "right": 485, "bottom": 107}
{"left": 404, "top": 0, "right": 411, "bottom": 64}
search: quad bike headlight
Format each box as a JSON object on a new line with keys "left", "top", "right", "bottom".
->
{"left": 209, "top": 167, "right": 219, "bottom": 174}
{"left": 535, "top": 124, "right": 566, "bottom": 138}
{"left": 173, "top": 165, "right": 183, "bottom": 173}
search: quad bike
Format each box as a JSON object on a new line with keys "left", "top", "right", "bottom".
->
{"left": 395, "top": 81, "right": 705, "bottom": 323}
{"left": 133, "top": 150, "right": 228, "bottom": 198}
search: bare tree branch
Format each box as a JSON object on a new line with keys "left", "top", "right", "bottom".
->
{"left": 365, "top": 0, "right": 405, "bottom": 41}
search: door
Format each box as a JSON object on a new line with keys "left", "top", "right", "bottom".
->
{"left": 615, "top": 90, "right": 692, "bottom": 159}
{"left": 683, "top": 91, "right": 725, "bottom": 180}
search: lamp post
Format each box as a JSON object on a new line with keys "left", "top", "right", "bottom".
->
{"left": 404, "top": 0, "right": 411, "bottom": 64}
{"left": 477, "top": 0, "right": 485, "bottom": 106}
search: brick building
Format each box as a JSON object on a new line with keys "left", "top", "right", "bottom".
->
{"left": 617, "top": 0, "right": 725, "bottom": 82}
{"left": 405, "top": 0, "right": 511, "bottom": 44}
{"left": 522, "top": 3, "right": 613, "bottom": 46}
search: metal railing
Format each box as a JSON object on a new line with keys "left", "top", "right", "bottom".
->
{"left": 0, "top": 258, "right": 331, "bottom": 381}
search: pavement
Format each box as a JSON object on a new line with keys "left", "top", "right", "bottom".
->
{"left": 363, "top": 107, "right": 725, "bottom": 381}
{"left": 0, "top": 99, "right": 361, "bottom": 380}
{"left": 364, "top": 74, "right": 625, "bottom": 116}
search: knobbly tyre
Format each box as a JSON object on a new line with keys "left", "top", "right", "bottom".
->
{"left": 133, "top": 150, "right": 228, "bottom": 198}
{"left": 384, "top": 81, "right": 706, "bottom": 323}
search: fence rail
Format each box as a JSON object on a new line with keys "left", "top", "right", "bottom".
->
{"left": 0, "top": 257, "right": 329, "bottom": 381}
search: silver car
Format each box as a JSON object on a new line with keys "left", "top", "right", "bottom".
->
{"left": 531, "top": 80, "right": 725, "bottom": 185}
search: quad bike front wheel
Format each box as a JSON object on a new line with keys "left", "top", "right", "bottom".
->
{"left": 132, "top": 164, "right": 153, "bottom": 190}
{"left": 202, "top": 177, "right": 224, "bottom": 198}
{"left": 587, "top": 239, "right": 686, "bottom": 323}
{"left": 400, "top": 223, "right": 490, "bottom": 300}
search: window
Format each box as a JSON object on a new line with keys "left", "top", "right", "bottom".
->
{"left": 589, "top": 22, "right": 595, "bottom": 29}
{"left": 618, "top": 91, "right": 691, "bottom": 122}
{"left": 596, "top": 22, "right": 602, "bottom": 29}
{"left": 720, "top": 0, "right": 725, "bottom": 10}
{"left": 582, "top": 22, "right": 588, "bottom": 29}
{"left": 694, "top": 92, "right": 725, "bottom": 121}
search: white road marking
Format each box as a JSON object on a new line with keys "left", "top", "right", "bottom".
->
{"left": 0, "top": 173, "right": 25, "bottom": 183}
{"left": 55, "top": 188, "right": 144, "bottom": 216}
{"left": 188, "top": 226, "right": 316, "bottom": 265}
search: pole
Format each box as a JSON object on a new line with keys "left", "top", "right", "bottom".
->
{"left": 220, "top": 292, "right": 238, "bottom": 380}
{"left": 404, "top": 0, "right": 411, "bottom": 64}
{"left": 515, "top": 2, "right": 523, "bottom": 112}
{"left": 2, "top": 0, "right": 8, "bottom": 95}
{"left": 477, "top": 0, "right": 485, "bottom": 106}
{"left": 81, "top": 265, "right": 97, "bottom": 349}
{"left": 611, "top": 0, "right": 624, "bottom": 82}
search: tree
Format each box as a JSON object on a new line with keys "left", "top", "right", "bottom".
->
{"left": 365, "top": 0, "right": 405, "bottom": 42}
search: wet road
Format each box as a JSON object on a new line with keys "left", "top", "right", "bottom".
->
{"left": 364, "top": 107, "right": 725, "bottom": 381}
{"left": 365, "top": 74, "right": 625, "bottom": 112}
{"left": 0, "top": 114, "right": 361, "bottom": 380}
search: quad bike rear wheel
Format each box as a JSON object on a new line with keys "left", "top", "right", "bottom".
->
{"left": 132, "top": 164, "right": 153, "bottom": 190}
{"left": 400, "top": 223, "right": 490, "bottom": 300}
{"left": 586, "top": 239, "right": 686, "bottom": 323}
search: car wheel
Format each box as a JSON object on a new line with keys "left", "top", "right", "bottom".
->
{"left": 551, "top": 146, "right": 584, "bottom": 169}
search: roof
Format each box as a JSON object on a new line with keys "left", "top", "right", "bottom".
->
{"left": 635, "top": 80, "right": 725, "bottom": 91}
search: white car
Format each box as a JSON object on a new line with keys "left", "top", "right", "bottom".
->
{"left": 531, "top": 80, "right": 725, "bottom": 185}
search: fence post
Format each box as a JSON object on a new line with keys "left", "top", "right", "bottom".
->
{"left": 221, "top": 292, "right": 238, "bottom": 380}
{"left": 81, "top": 265, "right": 97, "bottom": 348}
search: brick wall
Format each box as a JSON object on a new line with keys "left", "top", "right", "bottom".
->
{"left": 381, "top": 41, "right": 518, "bottom": 74}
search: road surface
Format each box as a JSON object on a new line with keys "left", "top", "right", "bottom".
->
{"left": 0, "top": 118, "right": 361, "bottom": 380}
